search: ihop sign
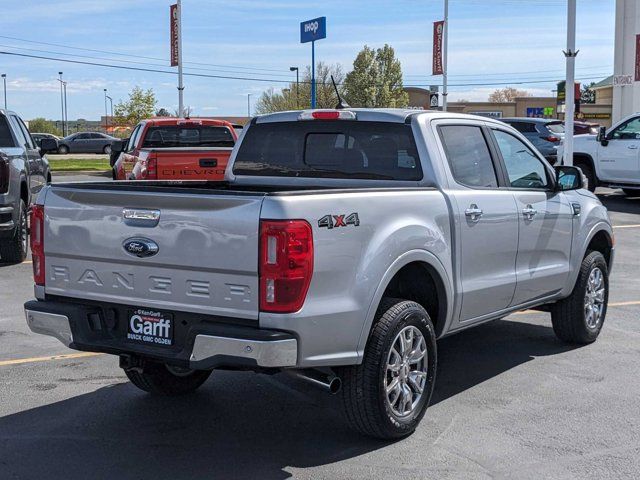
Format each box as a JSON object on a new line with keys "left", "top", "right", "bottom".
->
{"left": 300, "top": 16, "right": 326, "bottom": 43}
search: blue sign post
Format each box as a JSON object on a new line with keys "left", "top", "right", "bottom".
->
{"left": 300, "top": 16, "right": 326, "bottom": 109}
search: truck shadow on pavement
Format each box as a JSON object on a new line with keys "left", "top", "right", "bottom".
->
{"left": 0, "top": 318, "right": 577, "bottom": 480}
{"left": 597, "top": 191, "right": 639, "bottom": 215}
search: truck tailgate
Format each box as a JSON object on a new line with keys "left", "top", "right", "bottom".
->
{"left": 152, "top": 147, "right": 231, "bottom": 180}
{"left": 42, "top": 185, "right": 263, "bottom": 320}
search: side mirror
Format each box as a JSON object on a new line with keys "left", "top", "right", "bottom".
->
{"left": 111, "top": 140, "right": 124, "bottom": 153}
{"left": 39, "top": 138, "right": 58, "bottom": 155}
{"left": 555, "top": 165, "right": 584, "bottom": 191}
{"left": 596, "top": 126, "right": 608, "bottom": 146}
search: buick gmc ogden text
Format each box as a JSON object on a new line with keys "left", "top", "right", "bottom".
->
{"left": 25, "top": 109, "right": 614, "bottom": 439}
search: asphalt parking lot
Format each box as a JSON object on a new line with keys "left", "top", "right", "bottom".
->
{"left": 1, "top": 174, "right": 639, "bottom": 480}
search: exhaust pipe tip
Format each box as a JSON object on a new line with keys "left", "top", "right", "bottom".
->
{"left": 328, "top": 376, "right": 342, "bottom": 395}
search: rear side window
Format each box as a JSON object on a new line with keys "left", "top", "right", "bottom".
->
{"left": 233, "top": 121, "right": 422, "bottom": 180}
{"left": 142, "top": 126, "right": 234, "bottom": 148}
{"left": 439, "top": 125, "right": 498, "bottom": 188}
{"left": 507, "top": 121, "right": 536, "bottom": 133}
{"left": 0, "top": 116, "right": 15, "bottom": 147}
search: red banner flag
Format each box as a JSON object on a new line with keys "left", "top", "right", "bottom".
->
{"left": 433, "top": 20, "right": 444, "bottom": 76}
{"left": 170, "top": 4, "right": 179, "bottom": 67}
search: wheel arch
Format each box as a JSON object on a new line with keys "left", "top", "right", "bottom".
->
{"left": 573, "top": 153, "right": 597, "bottom": 178}
{"left": 356, "top": 250, "right": 453, "bottom": 360}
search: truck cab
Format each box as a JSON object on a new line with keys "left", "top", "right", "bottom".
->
{"left": 570, "top": 113, "right": 640, "bottom": 195}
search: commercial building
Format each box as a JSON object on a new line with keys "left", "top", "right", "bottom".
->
{"left": 613, "top": 0, "right": 640, "bottom": 122}
{"left": 405, "top": 82, "right": 614, "bottom": 128}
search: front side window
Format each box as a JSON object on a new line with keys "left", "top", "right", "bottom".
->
{"left": 439, "top": 125, "right": 498, "bottom": 188}
{"left": 610, "top": 117, "right": 640, "bottom": 140}
{"left": 493, "top": 130, "right": 549, "bottom": 189}
{"left": 233, "top": 121, "right": 422, "bottom": 180}
{"left": 8, "top": 116, "right": 27, "bottom": 147}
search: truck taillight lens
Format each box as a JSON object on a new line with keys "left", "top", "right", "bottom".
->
{"left": 0, "top": 156, "right": 9, "bottom": 194}
{"left": 30, "top": 204, "right": 45, "bottom": 286}
{"left": 259, "top": 220, "right": 313, "bottom": 313}
{"left": 141, "top": 154, "right": 157, "bottom": 179}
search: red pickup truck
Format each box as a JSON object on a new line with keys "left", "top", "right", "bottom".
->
{"left": 112, "top": 118, "right": 237, "bottom": 181}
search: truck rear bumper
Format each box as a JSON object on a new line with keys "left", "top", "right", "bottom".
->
{"left": 24, "top": 299, "right": 298, "bottom": 369}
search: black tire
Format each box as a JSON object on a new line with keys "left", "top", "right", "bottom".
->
{"left": 124, "top": 361, "right": 212, "bottom": 396}
{"left": 57, "top": 145, "right": 69, "bottom": 154}
{"left": 576, "top": 162, "right": 596, "bottom": 192}
{"left": 622, "top": 188, "right": 639, "bottom": 197}
{"left": 338, "top": 298, "right": 437, "bottom": 440}
{"left": 551, "top": 251, "right": 608, "bottom": 344}
{"left": 0, "top": 199, "right": 28, "bottom": 264}
{"left": 103, "top": 144, "right": 112, "bottom": 155}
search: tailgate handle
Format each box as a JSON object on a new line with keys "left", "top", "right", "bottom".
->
{"left": 199, "top": 158, "right": 218, "bottom": 168}
{"left": 123, "top": 208, "right": 160, "bottom": 227}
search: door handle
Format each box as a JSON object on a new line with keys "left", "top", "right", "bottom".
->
{"left": 465, "top": 204, "right": 483, "bottom": 222}
{"left": 522, "top": 205, "right": 537, "bottom": 220}
{"left": 628, "top": 145, "right": 638, "bottom": 150}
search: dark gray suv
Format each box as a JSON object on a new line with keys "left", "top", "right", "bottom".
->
{"left": 500, "top": 118, "right": 564, "bottom": 165}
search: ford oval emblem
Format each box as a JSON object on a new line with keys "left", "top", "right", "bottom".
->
{"left": 122, "top": 237, "right": 159, "bottom": 258}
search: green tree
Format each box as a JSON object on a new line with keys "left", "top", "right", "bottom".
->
{"left": 155, "top": 107, "right": 173, "bottom": 117}
{"left": 114, "top": 86, "right": 157, "bottom": 126}
{"left": 27, "top": 118, "right": 62, "bottom": 136}
{"left": 255, "top": 62, "right": 345, "bottom": 114}
{"left": 343, "top": 44, "right": 409, "bottom": 108}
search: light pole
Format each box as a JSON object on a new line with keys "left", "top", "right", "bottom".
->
{"left": 63, "top": 81, "right": 68, "bottom": 133}
{"left": 563, "top": 0, "right": 578, "bottom": 166}
{"left": 177, "top": 0, "right": 184, "bottom": 117}
{"left": 1, "top": 74, "right": 6, "bottom": 110}
{"left": 442, "top": 0, "right": 449, "bottom": 111}
{"left": 104, "top": 88, "right": 109, "bottom": 132}
{"left": 58, "top": 72, "right": 65, "bottom": 136}
{"left": 290, "top": 66, "right": 299, "bottom": 109}
{"left": 247, "top": 93, "right": 252, "bottom": 117}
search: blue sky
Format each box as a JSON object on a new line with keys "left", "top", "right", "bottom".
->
{"left": 0, "top": 0, "right": 615, "bottom": 120}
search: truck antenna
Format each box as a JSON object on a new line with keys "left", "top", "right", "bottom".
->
{"left": 331, "top": 75, "right": 350, "bottom": 110}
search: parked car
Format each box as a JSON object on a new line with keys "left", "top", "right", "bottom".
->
{"left": 560, "top": 113, "right": 640, "bottom": 195}
{"left": 112, "top": 118, "right": 237, "bottom": 180}
{"left": 0, "top": 110, "right": 56, "bottom": 263}
{"left": 24, "top": 109, "right": 613, "bottom": 439}
{"left": 31, "top": 133, "right": 60, "bottom": 148}
{"left": 57, "top": 132, "right": 118, "bottom": 154}
{"left": 573, "top": 121, "right": 600, "bottom": 136}
{"left": 500, "top": 117, "right": 564, "bottom": 164}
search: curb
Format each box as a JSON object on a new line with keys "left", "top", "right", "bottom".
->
{"left": 52, "top": 170, "right": 111, "bottom": 177}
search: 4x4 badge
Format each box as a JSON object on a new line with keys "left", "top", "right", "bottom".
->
{"left": 318, "top": 212, "right": 360, "bottom": 229}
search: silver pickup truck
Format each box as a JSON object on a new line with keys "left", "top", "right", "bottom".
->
{"left": 24, "top": 109, "right": 614, "bottom": 439}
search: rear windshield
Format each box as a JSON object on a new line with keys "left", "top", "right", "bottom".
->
{"left": 546, "top": 122, "right": 565, "bottom": 134}
{"left": 142, "top": 126, "right": 234, "bottom": 148}
{"left": 0, "top": 116, "right": 15, "bottom": 148}
{"left": 233, "top": 121, "right": 422, "bottom": 180}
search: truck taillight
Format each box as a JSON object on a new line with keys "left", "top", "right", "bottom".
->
{"left": 141, "top": 154, "right": 157, "bottom": 179}
{"left": 30, "top": 204, "right": 45, "bottom": 286}
{"left": 0, "top": 155, "right": 9, "bottom": 194}
{"left": 259, "top": 220, "right": 313, "bottom": 313}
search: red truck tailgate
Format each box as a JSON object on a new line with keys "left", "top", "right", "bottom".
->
{"left": 134, "top": 147, "right": 232, "bottom": 181}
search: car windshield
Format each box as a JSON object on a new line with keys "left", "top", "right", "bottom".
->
{"left": 547, "top": 122, "right": 565, "bottom": 134}
{"left": 233, "top": 120, "right": 422, "bottom": 180}
{"left": 142, "top": 126, "right": 234, "bottom": 148}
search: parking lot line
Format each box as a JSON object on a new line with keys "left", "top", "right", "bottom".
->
{"left": 0, "top": 352, "right": 102, "bottom": 367}
{"left": 613, "top": 224, "right": 640, "bottom": 229}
